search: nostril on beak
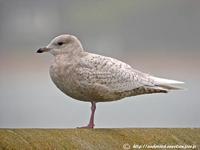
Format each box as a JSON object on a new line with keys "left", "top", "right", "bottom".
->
{"left": 37, "top": 48, "right": 44, "bottom": 53}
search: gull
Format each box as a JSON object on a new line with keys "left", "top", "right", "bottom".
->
{"left": 37, "top": 34, "right": 184, "bottom": 128}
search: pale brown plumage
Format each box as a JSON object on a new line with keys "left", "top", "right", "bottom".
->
{"left": 37, "top": 34, "right": 184, "bottom": 128}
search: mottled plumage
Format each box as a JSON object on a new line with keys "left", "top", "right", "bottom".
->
{"left": 50, "top": 52, "right": 165, "bottom": 102}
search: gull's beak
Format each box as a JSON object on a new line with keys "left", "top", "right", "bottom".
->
{"left": 36, "top": 47, "right": 50, "bottom": 53}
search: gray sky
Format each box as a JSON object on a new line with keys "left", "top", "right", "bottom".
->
{"left": 0, "top": 0, "right": 199, "bottom": 128}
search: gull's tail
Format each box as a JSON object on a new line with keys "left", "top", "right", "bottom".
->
{"left": 150, "top": 76, "right": 184, "bottom": 91}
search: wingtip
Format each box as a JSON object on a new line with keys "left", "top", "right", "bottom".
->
{"left": 151, "top": 76, "right": 184, "bottom": 85}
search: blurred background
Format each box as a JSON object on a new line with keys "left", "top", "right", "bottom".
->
{"left": 0, "top": 0, "right": 199, "bottom": 128}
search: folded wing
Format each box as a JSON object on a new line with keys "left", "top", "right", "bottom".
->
{"left": 76, "top": 53, "right": 156, "bottom": 93}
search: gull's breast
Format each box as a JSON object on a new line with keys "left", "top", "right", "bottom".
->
{"left": 49, "top": 61, "right": 92, "bottom": 101}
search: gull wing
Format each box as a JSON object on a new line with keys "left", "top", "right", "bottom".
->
{"left": 75, "top": 53, "right": 155, "bottom": 93}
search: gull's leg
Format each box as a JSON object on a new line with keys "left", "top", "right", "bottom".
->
{"left": 78, "top": 101, "right": 96, "bottom": 128}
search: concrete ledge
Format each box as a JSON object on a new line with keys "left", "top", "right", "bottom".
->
{"left": 0, "top": 128, "right": 199, "bottom": 149}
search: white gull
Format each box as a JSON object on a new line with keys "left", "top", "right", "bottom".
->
{"left": 37, "top": 34, "right": 184, "bottom": 128}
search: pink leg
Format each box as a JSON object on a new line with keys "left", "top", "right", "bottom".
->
{"left": 78, "top": 102, "right": 96, "bottom": 129}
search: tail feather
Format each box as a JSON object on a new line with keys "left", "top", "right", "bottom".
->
{"left": 150, "top": 76, "right": 184, "bottom": 91}
{"left": 158, "top": 84, "right": 183, "bottom": 90}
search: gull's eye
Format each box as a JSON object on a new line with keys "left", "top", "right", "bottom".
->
{"left": 57, "top": 42, "right": 64, "bottom": 46}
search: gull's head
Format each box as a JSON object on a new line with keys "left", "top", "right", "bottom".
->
{"left": 37, "top": 34, "right": 83, "bottom": 56}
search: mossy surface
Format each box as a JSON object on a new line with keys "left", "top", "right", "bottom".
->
{"left": 0, "top": 128, "right": 199, "bottom": 150}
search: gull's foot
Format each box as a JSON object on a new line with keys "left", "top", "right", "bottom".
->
{"left": 77, "top": 124, "right": 94, "bottom": 129}
{"left": 77, "top": 102, "right": 96, "bottom": 129}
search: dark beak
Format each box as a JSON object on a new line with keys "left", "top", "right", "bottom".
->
{"left": 36, "top": 47, "right": 50, "bottom": 53}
